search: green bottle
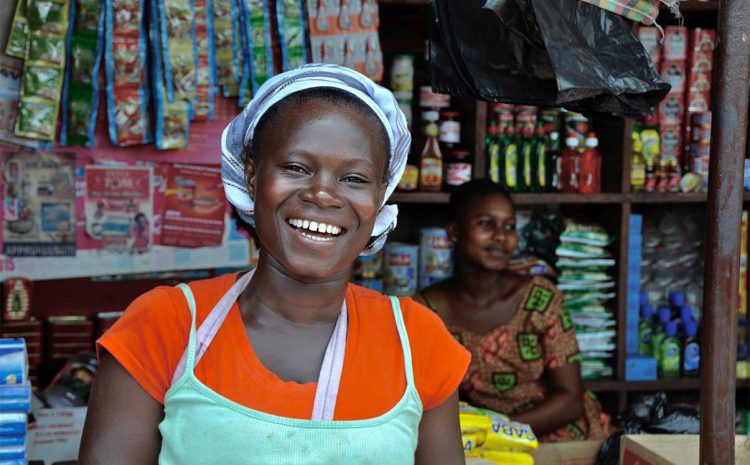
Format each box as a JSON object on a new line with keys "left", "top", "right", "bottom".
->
{"left": 638, "top": 304, "right": 655, "bottom": 356}
{"left": 533, "top": 123, "right": 548, "bottom": 192}
{"left": 651, "top": 307, "right": 671, "bottom": 364}
{"left": 519, "top": 126, "right": 535, "bottom": 192}
{"left": 486, "top": 121, "right": 501, "bottom": 183}
{"left": 501, "top": 126, "right": 518, "bottom": 192}
{"left": 658, "top": 321, "right": 681, "bottom": 378}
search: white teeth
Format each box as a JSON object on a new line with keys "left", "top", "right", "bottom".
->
{"left": 303, "top": 220, "right": 310, "bottom": 229}
{"left": 326, "top": 224, "right": 333, "bottom": 234}
{"left": 332, "top": 226, "right": 341, "bottom": 235}
{"left": 310, "top": 221, "right": 319, "bottom": 232}
{"left": 288, "top": 218, "right": 343, "bottom": 236}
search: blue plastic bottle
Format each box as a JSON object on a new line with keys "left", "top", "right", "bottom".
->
{"left": 651, "top": 307, "right": 672, "bottom": 362}
{"left": 682, "top": 320, "right": 700, "bottom": 377}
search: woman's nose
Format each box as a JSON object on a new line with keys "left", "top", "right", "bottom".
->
{"left": 299, "top": 174, "right": 344, "bottom": 208}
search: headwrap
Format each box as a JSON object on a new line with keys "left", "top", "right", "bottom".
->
{"left": 221, "top": 63, "right": 410, "bottom": 255}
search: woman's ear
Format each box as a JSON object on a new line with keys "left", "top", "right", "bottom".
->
{"left": 244, "top": 159, "right": 258, "bottom": 201}
{"left": 446, "top": 222, "right": 459, "bottom": 244}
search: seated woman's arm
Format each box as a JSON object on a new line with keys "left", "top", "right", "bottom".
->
{"left": 415, "top": 390, "right": 465, "bottom": 465}
{"left": 78, "top": 351, "right": 164, "bottom": 465}
{"left": 510, "top": 363, "right": 584, "bottom": 436}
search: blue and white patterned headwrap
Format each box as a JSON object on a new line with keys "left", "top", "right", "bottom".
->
{"left": 221, "top": 64, "right": 410, "bottom": 255}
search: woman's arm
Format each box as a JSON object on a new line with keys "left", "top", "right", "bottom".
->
{"left": 415, "top": 390, "right": 465, "bottom": 465}
{"left": 78, "top": 351, "right": 164, "bottom": 465}
{"left": 510, "top": 363, "right": 584, "bottom": 436}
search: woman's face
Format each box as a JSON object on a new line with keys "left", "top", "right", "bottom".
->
{"left": 452, "top": 193, "right": 518, "bottom": 272}
{"left": 246, "top": 99, "right": 388, "bottom": 280}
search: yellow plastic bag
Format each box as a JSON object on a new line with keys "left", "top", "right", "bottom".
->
{"left": 458, "top": 403, "right": 538, "bottom": 453}
{"left": 462, "top": 433, "right": 481, "bottom": 458}
{"left": 481, "top": 450, "right": 535, "bottom": 465}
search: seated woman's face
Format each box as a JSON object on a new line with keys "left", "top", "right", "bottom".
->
{"left": 455, "top": 193, "right": 518, "bottom": 272}
{"left": 248, "top": 99, "right": 389, "bottom": 279}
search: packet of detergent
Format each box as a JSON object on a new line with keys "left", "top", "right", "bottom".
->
{"left": 459, "top": 403, "right": 538, "bottom": 453}
{"left": 481, "top": 450, "right": 535, "bottom": 465}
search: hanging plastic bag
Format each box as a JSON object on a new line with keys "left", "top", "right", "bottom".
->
{"left": 429, "top": 0, "right": 670, "bottom": 117}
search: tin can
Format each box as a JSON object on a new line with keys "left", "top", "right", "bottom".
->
{"left": 690, "top": 112, "right": 712, "bottom": 144}
{"left": 390, "top": 55, "right": 414, "bottom": 93}
{"left": 354, "top": 250, "right": 384, "bottom": 280}
{"left": 418, "top": 228, "right": 453, "bottom": 290}
{"left": 384, "top": 243, "right": 418, "bottom": 296}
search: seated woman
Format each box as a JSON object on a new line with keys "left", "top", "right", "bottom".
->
{"left": 417, "top": 179, "right": 610, "bottom": 442}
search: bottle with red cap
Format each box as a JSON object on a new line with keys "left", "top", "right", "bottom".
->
{"left": 579, "top": 132, "right": 601, "bottom": 194}
{"left": 560, "top": 134, "right": 580, "bottom": 193}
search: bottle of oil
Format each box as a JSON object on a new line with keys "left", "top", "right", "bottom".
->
{"left": 419, "top": 115, "right": 443, "bottom": 192}
{"left": 486, "top": 121, "right": 501, "bottom": 183}
{"left": 631, "top": 129, "right": 646, "bottom": 192}
{"left": 500, "top": 126, "right": 519, "bottom": 192}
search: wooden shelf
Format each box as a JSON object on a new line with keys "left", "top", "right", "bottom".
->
{"left": 585, "top": 378, "right": 750, "bottom": 392}
{"left": 512, "top": 193, "right": 624, "bottom": 205}
{"left": 629, "top": 192, "right": 708, "bottom": 203}
{"left": 391, "top": 192, "right": 450, "bottom": 204}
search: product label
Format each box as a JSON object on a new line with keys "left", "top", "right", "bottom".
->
{"left": 446, "top": 162, "right": 472, "bottom": 186}
{"left": 659, "top": 340, "right": 681, "bottom": 375}
{"left": 522, "top": 145, "right": 532, "bottom": 188}
{"left": 439, "top": 120, "right": 460, "bottom": 144}
{"left": 638, "top": 323, "right": 652, "bottom": 355}
{"left": 419, "top": 86, "right": 450, "bottom": 108}
{"left": 537, "top": 144, "right": 547, "bottom": 188}
{"left": 488, "top": 142, "right": 500, "bottom": 184}
{"left": 664, "top": 27, "right": 687, "bottom": 60}
{"left": 631, "top": 164, "right": 646, "bottom": 188}
{"left": 420, "top": 158, "right": 442, "bottom": 190}
{"left": 504, "top": 145, "right": 518, "bottom": 188}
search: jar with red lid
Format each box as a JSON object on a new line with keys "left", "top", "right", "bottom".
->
{"left": 445, "top": 149, "right": 472, "bottom": 190}
{"left": 439, "top": 111, "right": 461, "bottom": 153}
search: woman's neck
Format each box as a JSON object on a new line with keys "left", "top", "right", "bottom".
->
{"left": 240, "top": 253, "right": 351, "bottom": 325}
{"left": 452, "top": 261, "right": 513, "bottom": 307}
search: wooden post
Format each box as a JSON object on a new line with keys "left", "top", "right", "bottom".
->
{"left": 700, "top": 0, "right": 750, "bottom": 463}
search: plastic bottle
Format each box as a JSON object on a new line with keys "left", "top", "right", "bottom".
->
{"left": 419, "top": 115, "right": 443, "bottom": 192}
{"left": 680, "top": 306, "right": 695, "bottom": 326}
{"left": 533, "top": 123, "right": 548, "bottom": 192}
{"left": 487, "top": 121, "right": 501, "bottom": 184}
{"left": 631, "top": 130, "right": 646, "bottom": 192}
{"left": 682, "top": 320, "right": 700, "bottom": 377}
{"left": 659, "top": 321, "right": 681, "bottom": 378}
{"left": 669, "top": 291, "right": 686, "bottom": 310}
{"left": 579, "top": 132, "right": 601, "bottom": 194}
{"left": 638, "top": 304, "right": 655, "bottom": 356}
{"left": 519, "top": 125, "right": 535, "bottom": 192}
{"left": 501, "top": 126, "right": 519, "bottom": 192}
{"left": 560, "top": 135, "right": 580, "bottom": 193}
{"left": 547, "top": 131, "right": 560, "bottom": 191}
{"left": 651, "top": 307, "right": 672, "bottom": 362}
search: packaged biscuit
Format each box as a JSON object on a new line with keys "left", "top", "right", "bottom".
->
{"left": 6, "top": 0, "right": 29, "bottom": 58}
{"left": 459, "top": 403, "right": 538, "bottom": 454}
{"left": 481, "top": 450, "right": 535, "bottom": 465}
{"left": 15, "top": 0, "right": 71, "bottom": 141}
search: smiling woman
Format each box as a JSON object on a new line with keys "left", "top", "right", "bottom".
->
{"left": 78, "top": 64, "right": 470, "bottom": 465}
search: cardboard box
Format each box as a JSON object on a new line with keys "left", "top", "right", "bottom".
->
{"left": 660, "top": 125, "right": 684, "bottom": 162}
{"left": 687, "top": 91, "right": 711, "bottom": 114}
{"left": 638, "top": 26, "right": 661, "bottom": 65}
{"left": 620, "top": 434, "right": 750, "bottom": 465}
{"left": 660, "top": 61, "right": 687, "bottom": 95}
{"left": 663, "top": 26, "right": 688, "bottom": 61}
{"left": 658, "top": 94, "right": 685, "bottom": 126}
{"left": 532, "top": 440, "right": 603, "bottom": 465}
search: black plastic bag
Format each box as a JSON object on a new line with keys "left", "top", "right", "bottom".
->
{"left": 429, "top": 0, "right": 670, "bottom": 117}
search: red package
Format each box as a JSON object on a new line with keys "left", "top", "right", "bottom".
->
{"left": 689, "top": 52, "right": 714, "bottom": 73}
{"left": 664, "top": 26, "right": 688, "bottom": 61}
{"left": 688, "top": 70, "right": 712, "bottom": 93}
{"left": 3, "top": 278, "right": 32, "bottom": 322}
{"left": 689, "top": 28, "right": 716, "bottom": 55}
{"left": 660, "top": 125, "right": 684, "bottom": 161}
{"left": 660, "top": 60, "right": 687, "bottom": 94}
{"left": 659, "top": 94, "right": 685, "bottom": 126}
{"left": 686, "top": 91, "right": 711, "bottom": 114}
{"left": 638, "top": 26, "right": 661, "bottom": 65}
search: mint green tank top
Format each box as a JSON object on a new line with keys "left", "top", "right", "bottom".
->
{"left": 157, "top": 284, "right": 423, "bottom": 465}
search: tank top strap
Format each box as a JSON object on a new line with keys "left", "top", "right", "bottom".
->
{"left": 388, "top": 296, "right": 415, "bottom": 387}
{"left": 177, "top": 283, "right": 199, "bottom": 371}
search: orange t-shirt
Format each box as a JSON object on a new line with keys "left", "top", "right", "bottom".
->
{"left": 97, "top": 273, "right": 471, "bottom": 420}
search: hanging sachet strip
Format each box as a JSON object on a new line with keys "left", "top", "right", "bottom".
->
{"left": 61, "top": 0, "right": 105, "bottom": 146}
{"left": 104, "top": 0, "right": 153, "bottom": 145}
{"left": 276, "top": 0, "right": 310, "bottom": 71}
{"left": 15, "top": 0, "right": 71, "bottom": 141}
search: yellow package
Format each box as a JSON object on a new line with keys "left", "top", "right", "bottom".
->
{"left": 481, "top": 450, "right": 535, "bottom": 465}
{"left": 462, "top": 433, "right": 481, "bottom": 458}
{"left": 484, "top": 415, "right": 538, "bottom": 452}
{"left": 459, "top": 412, "right": 492, "bottom": 434}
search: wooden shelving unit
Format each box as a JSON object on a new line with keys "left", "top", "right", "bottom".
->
{"left": 380, "top": 0, "right": 748, "bottom": 411}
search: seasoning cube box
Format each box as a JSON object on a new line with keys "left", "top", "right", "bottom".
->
{"left": 663, "top": 26, "right": 688, "bottom": 61}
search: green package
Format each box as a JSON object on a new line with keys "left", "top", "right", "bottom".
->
{"left": 70, "top": 32, "right": 99, "bottom": 85}
{"left": 23, "top": 65, "right": 63, "bottom": 100}
{"left": 28, "top": 32, "right": 66, "bottom": 66}
{"left": 75, "top": 0, "right": 102, "bottom": 30}
{"left": 66, "top": 85, "right": 95, "bottom": 144}
{"left": 27, "top": 0, "right": 69, "bottom": 34}
{"left": 6, "top": 0, "right": 29, "bottom": 58}
{"left": 16, "top": 98, "right": 57, "bottom": 139}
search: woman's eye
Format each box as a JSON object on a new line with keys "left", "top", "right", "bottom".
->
{"left": 504, "top": 223, "right": 517, "bottom": 231}
{"left": 283, "top": 164, "right": 308, "bottom": 174}
{"left": 478, "top": 220, "right": 493, "bottom": 229}
{"left": 342, "top": 175, "right": 368, "bottom": 184}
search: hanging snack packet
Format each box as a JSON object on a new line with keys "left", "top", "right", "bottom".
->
{"left": 192, "top": 0, "right": 216, "bottom": 121}
{"left": 276, "top": 0, "right": 309, "bottom": 71}
{"left": 160, "top": 0, "right": 197, "bottom": 102}
{"left": 6, "top": 0, "right": 29, "bottom": 58}
{"left": 105, "top": 0, "right": 152, "bottom": 145}
{"left": 60, "top": 0, "right": 104, "bottom": 146}
{"left": 15, "top": 0, "right": 71, "bottom": 141}
{"left": 213, "top": 0, "right": 236, "bottom": 86}
{"left": 238, "top": 0, "right": 274, "bottom": 106}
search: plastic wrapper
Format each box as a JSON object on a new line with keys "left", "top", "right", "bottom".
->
{"left": 27, "top": 32, "right": 66, "bottom": 66}
{"left": 277, "top": 0, "right": 309, "bottom": 71}
{"left": 160, "top": 0, "right": 197, "bottom": 103}
{"left": 192, "top": 0, "right": 216, "bottom": 121}
{"left": 6, "top": 0, "right": 29, "bottom": 58}
{"left": 16, "top": 99, "right": 57, "bottom": 140}
{"left": 42, "top": 352, "right": 98, "bottom": 407}
{"left": 429, "top": 0, "right": 670, "bottom": 118}
{"left": 76, "top": 0, "right": 103, "bottom": 30}
{"left": 27, "top": 0, "right": 69, "bottom": 34}
{"left": 459, "top": 404, "right": 538, "bottom": 454}
{"left": 238, "top": 0, "right": 274, "bottom": 106}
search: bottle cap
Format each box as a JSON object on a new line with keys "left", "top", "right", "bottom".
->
{"left": 680, "top": 306, "right": 694, "bottom": 324}
{"left": 565, "top": 135, "right": 579, "bottom": 148}
{"left": 665, "top": 321, "right": 678, "bottom": 337}
{"left": 440, "top": 111, "right": 460, "bottom": 119}
{"left": 658, "top": 307, "right": 671, "bottom": 323}
{"left": 641, "top": 304, "right": 654, "bottom": 319}
{"left": 423, "top": 110, "right": 439, "bottom": 122}
{"left": 450, "top": 150, "right": 471, "bottom": 159}
{"left": 669, "top": 291, "right": 686, "bottom": 308}
{"left": 585, "top": 132, "right": 598, "bottom": 148}
{"left": 424, "top": 122, "right": 439, "bottom": 137}
{"left": 549, "top": 131, "right": 559, "bottom": 141}
{"left": 640, "top": 291, "right": 649, "bottom": 307}
{"left": 488, "top": 121, "right": 499, "bottom": 136}
{"left": 506, "top": 126, "right": 516, "bottom": 135}
{"left": 684, "top": 320, "right": 698, "bottom": 338}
